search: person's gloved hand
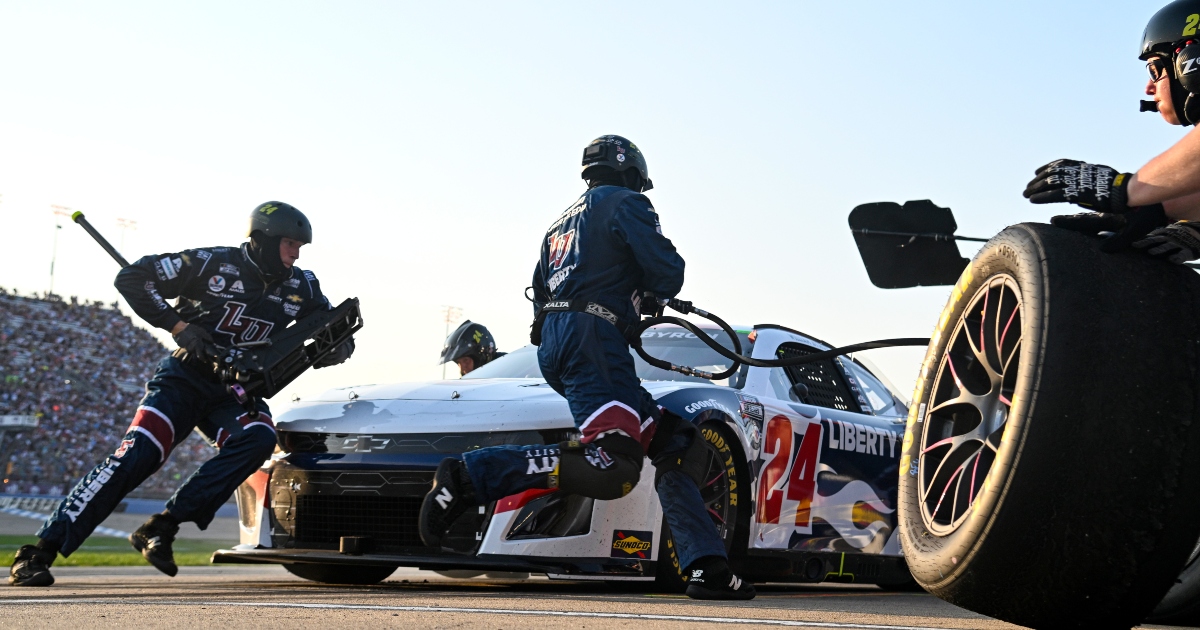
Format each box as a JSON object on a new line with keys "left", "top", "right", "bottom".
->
{"left": 1051, "top": 204, "right": 1168, "bottom": 253}
{"left": 1134, "top": 221, "right": 1200, "bottom": 264}
{"left": 172, "top": 324, "right": 221, "bottom": 362}
{"left": 314, "top": 339, "right": 354, "bottom": 368}
{"left": 1024, "top": 159, "right": 1133, "bottom": 213}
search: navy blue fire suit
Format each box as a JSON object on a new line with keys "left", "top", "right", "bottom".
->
{"left": 462, "top": 185, "right": 726, "bottom": 569}
{"left": 37, "top": 244, "right": 339, "bottom": 555}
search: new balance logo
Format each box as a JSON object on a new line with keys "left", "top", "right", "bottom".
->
{"left": 434, "top": 487, "right": 454, "bottom": 509}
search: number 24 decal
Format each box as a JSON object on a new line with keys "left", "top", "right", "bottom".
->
{"left": 1185, "top": 13, "right": 1199, "bottom": 37}
{"left": 755, "top": 415, "right": 821, "bottom": 528}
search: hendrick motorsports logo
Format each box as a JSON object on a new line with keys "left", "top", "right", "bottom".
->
{"left": 610, "top": 529, "right": 653, "bottom": 559}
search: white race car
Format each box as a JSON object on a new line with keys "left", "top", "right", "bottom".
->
{"left": 215, "top": 323, "right": 916, "bottom": 589}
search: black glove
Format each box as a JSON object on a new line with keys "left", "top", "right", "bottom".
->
{"left": 1024, "top": 159, "right": 1133, "bottom": 213}
{"left": 172, "top": 324, "right": 221, "bottom": 362}
{"left": 1051, "top": 204, "right": 1168, "bottom": 253}
{"left": 314, "top": 339, "right": 354, "bottom": 368}
{"left": 1134, "top": 221, "right": 1200, "bottom": 264}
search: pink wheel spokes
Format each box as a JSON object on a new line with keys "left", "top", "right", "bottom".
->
{"left": 919, "top": 276, "right": 1021, "bottom": 534}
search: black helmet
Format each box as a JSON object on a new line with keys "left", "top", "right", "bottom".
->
{"left": 440, "top": 320, "right": 497, "bottom": 366}
{"left": 581, "top": 135, "right": 653, "bottom": 192}
{"left": 1141, "top": 1, "right": 1200, "bottom": 59}
{"left": 247, "top": 201, "right": 313, "bottom": 243}
{"left": 1141, "top": 1, "right": 1200, "bottom": 125}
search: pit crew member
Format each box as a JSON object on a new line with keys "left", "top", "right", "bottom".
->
{"left": 419, "top": 135, "right": 755, "bottom": 600}
{"left": 8, "top": 202, "right": 354, "bottom": 587}
{"left": 440, "top": 320, "right": 501, "bottom": 376}
{"left": 1022, "top": 0, "right": 1200, "bottom": 262}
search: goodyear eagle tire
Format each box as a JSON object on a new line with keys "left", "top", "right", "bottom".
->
{"left": 283, "top": 563, "right": 397, "bottom": 585}
{"left": 896, "top": 223, "right": 1200, "bottom": 629}
{"left": 654, "top": 421, "right": 747, "bottom": 592}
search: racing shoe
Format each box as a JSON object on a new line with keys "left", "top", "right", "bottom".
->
{"left": 419, "top": 457, "right": 477, "bottom": 548}
{"left": 129, "top": 513, "right": 180, "bottom": 577}
{"left": 684, "top": 556, "right": 756, "bottom": 600}
{"left": 9, "top": 545, "right": 55, "bottom": 587}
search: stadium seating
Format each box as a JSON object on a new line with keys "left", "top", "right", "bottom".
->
{"left": 0, "top": 288, "right": 213, "bottom": 499}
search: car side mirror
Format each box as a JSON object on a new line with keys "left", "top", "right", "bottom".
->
{"left": 791, "top": 382, "right": 809, "bottom": 402}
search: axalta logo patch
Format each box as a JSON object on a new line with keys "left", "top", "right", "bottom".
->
{"left": 610, "top": 529, "right": 653, "bottom": 558}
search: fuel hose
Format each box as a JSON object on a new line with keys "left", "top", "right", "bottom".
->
{"left": 629, "top": 298, "right": 929, "bottom": 381}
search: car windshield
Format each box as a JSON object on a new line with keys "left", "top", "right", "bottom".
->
{"left": 462, "top": 325, "right": 752, "bottom": 387}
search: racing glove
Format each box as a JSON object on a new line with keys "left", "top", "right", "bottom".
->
{"left": 314, "top": 339, "right": 354, "bottom": 368}
{"left": 1133, "top": 220, "right": 1200, "bottom": 264}
{"left": 1023, "top": 159, "right": 1133, "bottom": 213}
{"left": 1051, "top": 204, "right": 1168, "bottom": 253}
{"left": 172, "top": 324, "right": 221, "bottom": 363}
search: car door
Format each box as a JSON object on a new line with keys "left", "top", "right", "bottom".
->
{"left": 749, "top": 341, "right": 904, "bottom": 556}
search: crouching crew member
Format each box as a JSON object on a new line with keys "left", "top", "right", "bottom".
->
{"left": 440, "top": 320, "right": 501, "bottom": 376}
{"left": 9, "top": 202, "right": 354, "bottom": 587}
{"left": 419, "top": 136, "right": 754, "bottom": 600}
{"left": 1023, "top": 0, "right": 1200, "bottom": 262}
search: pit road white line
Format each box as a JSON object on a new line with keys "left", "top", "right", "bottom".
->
{"left": 0, "top": 599, "right": 970, "bottom": 629}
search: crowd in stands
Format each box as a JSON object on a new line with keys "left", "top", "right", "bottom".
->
{"left": 0, "top": 287, "right": 213, "bottom": 499}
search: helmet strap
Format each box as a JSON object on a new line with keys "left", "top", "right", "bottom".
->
{"left": 248, "top": 233, "right": 290, "bottom": 280}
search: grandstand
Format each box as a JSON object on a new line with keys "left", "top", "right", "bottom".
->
{"left": 0, "top": 288, "right": 213, "bottom": 500}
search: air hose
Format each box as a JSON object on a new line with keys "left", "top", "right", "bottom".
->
{"left": 629, "top": 297, "right": 930, "bottom": 381}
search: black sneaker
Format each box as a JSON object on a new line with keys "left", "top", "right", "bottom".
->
{"left": 9, "top": 545, "right": 55, "bottom": 587}
{"left": 685, "top": 557, "right": 756, "bottom": 600}
{"left": 129, "top": 514, "right": 179, "bottom": 577}
{"left": 419, "top": 458, "right": 476, "bottom": 548}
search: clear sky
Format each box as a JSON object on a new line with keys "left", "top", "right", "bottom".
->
{"left": 0, "top": 1, "right": 1185, "bottom": 401}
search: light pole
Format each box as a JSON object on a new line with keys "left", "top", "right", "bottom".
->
{"left": 49, "top": 206, "right": 72, "bottom": 297}
{"left": 440, "top": 305, "right": 462, "bottom": 379}
{"left": 116, "top": 217, "right": 137, "bottom": 254}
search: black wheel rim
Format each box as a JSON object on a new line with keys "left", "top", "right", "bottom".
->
{"left": 919, "top": 275, "right": 1022, "bottom": 535}
{"left": 698, "top": 433, "right": 737, "bottom": 546}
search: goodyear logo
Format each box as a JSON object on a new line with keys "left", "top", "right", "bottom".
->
{"left": 610, "top": 529, "right": 652, "bottom": 558}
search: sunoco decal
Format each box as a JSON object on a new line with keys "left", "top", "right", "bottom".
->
{"left": 611, "top": 529, "right": 653, "bottom": 558}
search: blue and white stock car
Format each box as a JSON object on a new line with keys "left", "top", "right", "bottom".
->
{"left": 215, "top": 323, "right": 917, "bottom": 588}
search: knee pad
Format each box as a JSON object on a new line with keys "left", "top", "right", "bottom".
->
{"left": 653, "top": 421, "right": 709, "bottom": 489}
{"left": 551, "top": 434, "right": 644, "bottom": 500}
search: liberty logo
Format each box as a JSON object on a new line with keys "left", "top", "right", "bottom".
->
{"left": 547, "top": 229, "right": 575, "bottom": 270}
{"left": 216, "top": 301, "right": 275, "bottom": 344}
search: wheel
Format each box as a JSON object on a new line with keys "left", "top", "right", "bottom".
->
{"left": 283, "top": 563, "right": 397, "bottom": 585}
{"left": 897, "top": 223, "right": 1200, "bottom": 629}
{"left": 653, "top": 421, "right": 747, "bottom": 592}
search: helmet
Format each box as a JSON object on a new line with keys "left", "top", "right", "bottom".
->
{"left": 247, "top": 201, "right": 313, "bottom": 243}
{"left": 581, "top": 135, "right": 653, "bottom": 192}
{"left": 1141, "top": 1, "right": 1200, "bottom": 125}
{"left": 1141, "top": 1, "right": 1200, "bottom": 59}
{"left": 440, "top": 320, "right": 497, "bottom": 366}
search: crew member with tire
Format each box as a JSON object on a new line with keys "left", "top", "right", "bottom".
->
{"left": 1023, "top": 0, "right": 1200, "bottom": 262}
{"left": 440, "top": 320, "right": 501, "bottom": 376}
{"left": 8, "top": 202, "right": 355, "bottom": 587}
{"left": 418, "top": 135, "right": 754, "bottom": 600}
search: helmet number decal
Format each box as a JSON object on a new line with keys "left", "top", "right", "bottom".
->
{"left": 1185, "top": 13, "right": 1199, "bottom": 37}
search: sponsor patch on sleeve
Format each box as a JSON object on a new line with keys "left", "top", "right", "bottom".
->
{"left": 610, "top": 529, "right": 653, "bottom": 559}
{"left": 158, "top": 257, "right": 177, "bottom": 280}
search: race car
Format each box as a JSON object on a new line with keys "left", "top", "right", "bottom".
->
{"left": 214, "top": 323, "right": 917, "bottom": 588}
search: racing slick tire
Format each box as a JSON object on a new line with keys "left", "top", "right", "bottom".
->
{"left": 654, "top": 421, "right": 749, "bottom": 592}
{"left": 897, "top": 223, "right": 1200, "bottom": 629}
{"left": 283, "top": 563, "right": 397, "bottom": 585}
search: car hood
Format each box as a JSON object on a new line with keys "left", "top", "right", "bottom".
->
{"left": 275, "top": 378, "right": 715, "bottom": 434}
